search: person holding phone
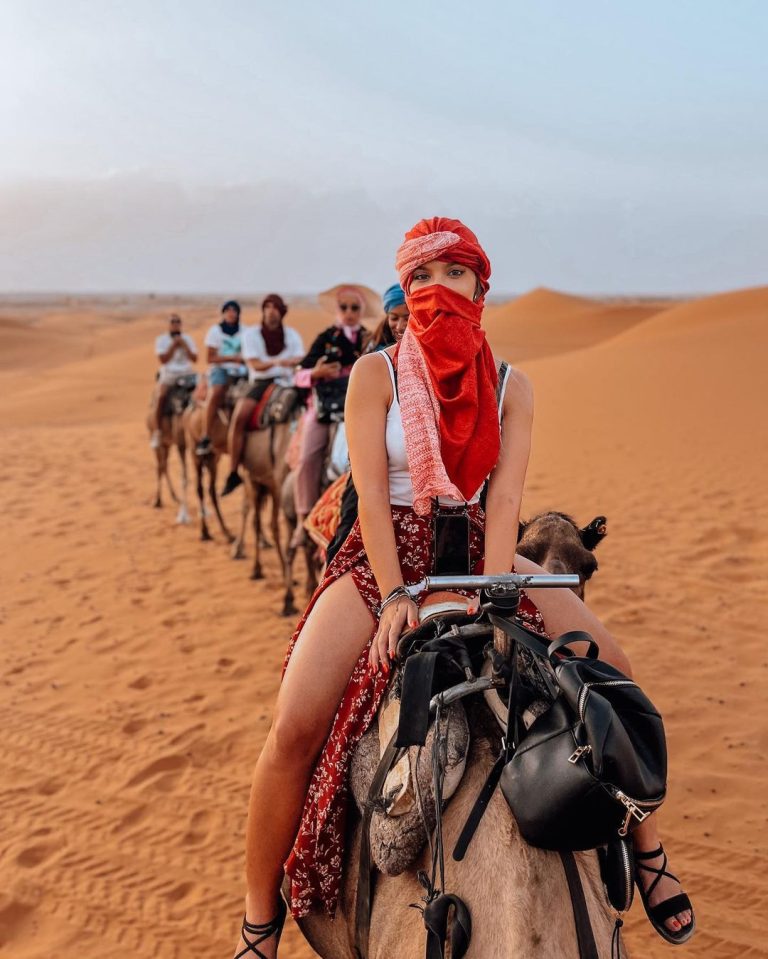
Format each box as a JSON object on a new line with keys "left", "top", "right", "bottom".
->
{"left": 149, "top": 313, "right": 197, "bottom": 449}
{"left": 233, "top": 219, "right": 692, "bottom": 957}
{"left": 289, "top": 284, "right": 377, "bottom": 547}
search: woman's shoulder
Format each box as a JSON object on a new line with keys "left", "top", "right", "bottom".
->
{"left": 497, "top": 360, "right": 533, "bottom": 411}
{"left": 352, "top": 348, "right": 393, "bottom": 377}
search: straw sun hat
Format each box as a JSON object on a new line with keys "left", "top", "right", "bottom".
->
{"left": 318, "top": 283, "right": 382, "bottom": 320}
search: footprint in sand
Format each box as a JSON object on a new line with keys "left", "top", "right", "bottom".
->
{"left": 181, "top": 808, "right": 212, "bottom": 845}
{"left": 164, "top": 880, "right": 196, "bottom": 902}
{"left": 0, "top": 897, "right": 36, "bottom": 942}
{"left": 17, "top": 842, "right": 58, "bottom": 868}
{"left": 113, "top": 803, "right": 149, "bottom": 834}
{"left": 36, "top": 777, "right": 64, "bottom": 796}
{"left": 126, "top": 754, "right": 189, "bottom": 792}
{"left": 128, "top": 675, "right": 152, "bottom": 690}
{"left": 122, "top": 718, "right": 146, "bottom": 735}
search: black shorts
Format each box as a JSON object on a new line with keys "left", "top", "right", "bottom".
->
{"left": 246, "top": 379, "right": 276, "bottom": 402}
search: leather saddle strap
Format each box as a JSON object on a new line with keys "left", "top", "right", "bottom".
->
{"left": 559, "top": 851, "right": 600, "bottom": 959}
{"left": 452, "top": 753, "right": 505, "bottom": 861}
{"left": 354, "top": 732, "right": 406, "bottom": 959}
{"left": 395, "top": 651, "right": 439, "bottom": 747}
{"left": 423, "top": 893, "right": 472, "bottom": 959}
{"left": 453, "top": 630, "right": 522, "bottom": 862}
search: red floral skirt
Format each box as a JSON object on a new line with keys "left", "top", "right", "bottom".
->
{"left": 282, "top": 503, "right": 546, "bottom": 918}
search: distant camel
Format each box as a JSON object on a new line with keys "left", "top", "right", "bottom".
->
{"left": 231, "top": 403, "right": 301, "bottom": 611}
{"left": 146, "top": 376, "right": 195, "bottom": 522}
{"left": 182, "top": 400, "right": 235, "bottom": 543}
{"left": 517, "top": 512, "right": 607, "bottom": 600}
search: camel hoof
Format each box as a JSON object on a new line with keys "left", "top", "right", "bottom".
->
{"left": 231, "top": 545, "right": 246, "bottom": 560}
{"left": 282, "top": 602, "right": 298, "bottom": 617}
{"left": 176, "top": 506, "right": 191, "bottom": 525}
{"left": 250, "top": 569, "right": 264, "bottom": 581}
{"left": 258, "top": 536, "right": 273, "bottom": 550}
{"left": 153, "top": 501, "right": 162, "bottom": 510}
{"left": 225, "top": 533, "right": 236, "bottom": 545}
{"left": 201, "top": 530, "right": 213, "bottom": 542}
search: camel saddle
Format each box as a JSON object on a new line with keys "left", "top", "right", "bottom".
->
{"left": 247, "top": 384, "right": 301, "bottom": 431}
{"left": 161, "top": 374, "right": 197, "bottom": 417}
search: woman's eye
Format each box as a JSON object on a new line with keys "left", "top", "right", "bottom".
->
{"left": 413, "top": 273, "right": 429, "bottom": 281}
{"left": 448, "top": 268, "right": 464, "bottom": 277}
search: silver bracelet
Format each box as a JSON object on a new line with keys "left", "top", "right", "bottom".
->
{"left": 378, "top": 585, "right": 410, "bottom": 617}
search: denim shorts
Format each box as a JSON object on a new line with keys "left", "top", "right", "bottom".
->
{"left": 209, "top": 366, "right": 241, "bottom": 387}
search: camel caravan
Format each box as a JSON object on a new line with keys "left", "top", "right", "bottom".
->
{"left": 143, "top": 292, "right": 686, "bottom": 959}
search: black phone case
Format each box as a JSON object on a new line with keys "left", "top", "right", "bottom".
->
{"left": 433, "top": 511, "right": 471, "bottom": 575}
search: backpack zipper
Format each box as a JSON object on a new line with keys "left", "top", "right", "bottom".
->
{"left": 618, "top": 837, "right": 633, "bottom": 911}
{"left": 577, "top": 679, "right": 637, "bottom": 722}
{"left": 614, "top": 789, "right": 664, "bottom": 836}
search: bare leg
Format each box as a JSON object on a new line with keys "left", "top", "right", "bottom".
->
{"left": 229, "top": 397, "right": 257, "bottom": 471}
{"left": 205, "top": 383, "right": 226, "bottom": 438}
{"left": 236, "top": 573, "right": 374, "bottom": 958}
{"left": 514, "top": 553, "right": 692, "bottom": 934}
{"left": 152, "top": 384, "right": 169, "bottom": 432}
{"left": 291, "top": 412, "right": 329, "bottom": 547}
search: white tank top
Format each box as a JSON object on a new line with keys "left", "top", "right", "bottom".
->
{"left": 380, "top": 351, "right": 511, "bottom": 507}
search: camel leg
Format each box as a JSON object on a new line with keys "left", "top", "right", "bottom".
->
{"left": 258, "top": 494, "right": 272, "bottom": 549}
{"left": 231, "top": 482, "right": 249, "bottom": 561}
{"left": 164, "top": 453, "right": 179, "bottom": 504}
{"left": 250, "top": 485, "right": 264, "bottom": 580}
{"left": 282, "top": 536, "right": 299, "bottom": 617}
{"left": 304, "top": 541, "right": 319, "bottom": 598}
{"left": 175, "top": 440, "right": 191, "bottom": 525}
{"left": 196, "top": 461, "right": 213, "bottom": 541}
{"left": 273, "top": 490, "right": 296, "bottom": 616}
{"left": 207, "top": 457, "right": 235, "bottom": 543}
{"left": 153, "top": 448, "right": 163, "bottom": 508}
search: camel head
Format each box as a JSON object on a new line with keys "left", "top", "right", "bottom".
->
{"left": 517, "top": 512, "right": 607, "bottom": 600}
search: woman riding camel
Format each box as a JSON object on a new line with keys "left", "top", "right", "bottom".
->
{"left": 233, "top": 218, "right": 694, "bottom": 958}
{"left": 290, "top": 284, "right": 377, "bottom": 547}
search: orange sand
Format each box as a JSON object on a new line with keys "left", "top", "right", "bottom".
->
{"left": 1, "top": 289, "right": 766, "bottom": 958}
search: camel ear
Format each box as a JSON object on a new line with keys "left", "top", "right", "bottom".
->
{"left": 580, "top": 516, "right": 607, "bottom": 551}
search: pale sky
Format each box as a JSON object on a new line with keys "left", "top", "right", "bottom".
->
{"left": 2, "top": 0, "right": 766, "bottom": 293}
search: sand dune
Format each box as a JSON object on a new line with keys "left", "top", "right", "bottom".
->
{"left": 1, "top": 288, "right": 766, "bottom": 958}
{"left": 483, "top": 287, "right": 670, "bottom": 362}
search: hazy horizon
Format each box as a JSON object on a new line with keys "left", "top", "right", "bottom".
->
{"left": 3, "top": 1, "right": 766, "bottom": 295}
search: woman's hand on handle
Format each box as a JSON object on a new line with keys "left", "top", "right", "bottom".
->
{"left": 370, "top": 596, "right": 419, "bottom": 673}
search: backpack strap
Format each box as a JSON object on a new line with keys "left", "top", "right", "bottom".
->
{"left": 495, "top": 359, "right": 511, "bottom": 420}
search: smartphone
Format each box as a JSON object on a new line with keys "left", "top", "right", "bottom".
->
{"left": 433, "top": 510, "right": 471, "bottom": 576}
{"left": 170, "top": 330, "right": 181, "bottom": 338}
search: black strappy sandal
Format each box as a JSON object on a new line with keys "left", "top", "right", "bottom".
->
{"left": 235, "top": 896, "right": 287, "bottom": 959}
{"left": 635, "top": 845, "right": 695, "bottom": 945}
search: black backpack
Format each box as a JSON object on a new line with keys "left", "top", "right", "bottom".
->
{"left": 493, "top": 620, "right": 667, "bottom": 850}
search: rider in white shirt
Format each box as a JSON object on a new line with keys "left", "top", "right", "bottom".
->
{"left": 195, "top": 300, "right": 247, "bottom": 456}
{"left": 149, "top": 313, "right": 198, "bottom": 449}
{"left": 221, "top": 294, "right": 304, "bottom": 496}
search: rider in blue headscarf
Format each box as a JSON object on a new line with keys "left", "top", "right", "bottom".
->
{"left": 365, "top": 283, "right": 409, "bottom": 354}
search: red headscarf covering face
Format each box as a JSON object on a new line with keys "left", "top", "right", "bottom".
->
{"left": 395, "top": 218, "right": 499, "bottom": 513}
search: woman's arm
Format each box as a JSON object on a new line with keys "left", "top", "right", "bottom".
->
{"left": 345, "top": 353, "right": 401, "bottom": 597}
{"left": 345, "top": 352, "right": 418, "bottom": 668}
{"left": 484, "top": 367, "right": 534, "bottom": 575}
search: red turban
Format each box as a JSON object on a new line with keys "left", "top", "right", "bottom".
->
{"left": 395, "top": 216, "right": 491, "bottom": 295}
{"left": 394, "top": 217, "right": 499, "bottom": 514}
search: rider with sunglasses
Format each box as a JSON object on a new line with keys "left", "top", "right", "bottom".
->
{"left": 291, "top": 286, "right": 376, "bottom": 547}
